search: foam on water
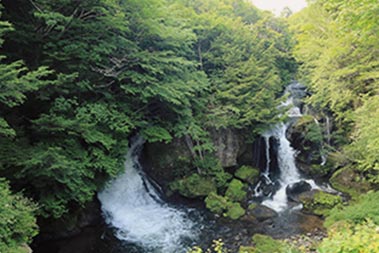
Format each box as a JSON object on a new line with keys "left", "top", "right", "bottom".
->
{"left": 98, "top": 137, "right": 197, "bottom": 253}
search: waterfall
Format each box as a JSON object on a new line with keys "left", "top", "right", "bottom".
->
{"left": 261, "top": 123, "right": 302, "bottom": 212}
{"left": 98, "top": 137, "right": 198, "bottom": 253}
{"left": 256, "top": 83, "right": 320, "bottom": 212}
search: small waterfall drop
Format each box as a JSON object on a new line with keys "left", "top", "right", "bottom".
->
{"left": 261, "top": 123, "right": 302, "bottom": 212}
{"left": 98, "top": 137, "right": 198, "bottom": 253}
{"left": 255, "top": 83, "right": 320, "bottom": 212}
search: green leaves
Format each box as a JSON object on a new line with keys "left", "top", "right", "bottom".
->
{"left": 0, "top": 0, "right": 296, "bottom": 222}
{"left": 291, "top": 0, "right": 379, "bottom": 184}
{"left": 0, "top": 179, "right": 37, "bottom": 252}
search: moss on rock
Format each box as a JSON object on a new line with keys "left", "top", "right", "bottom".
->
{"left": 225, "top": 179, "right": 247, "bottom": 202}
{"left": 235, "top": 165, "right": 259, "bottom": 184}
{"left": 300, "top": 190, "right": 342, "bottom": 216}
{"left": 225, "top": 202, "right": 245, "bottom": 220}
{"left": 170, "top": 173, "right": 217, "bottom": 198}
{"left": 205, "top": 192, "right": 246, "bottom": 220}
{"left": 205, "top": 192, "right": 229, "bottom": 214}
{"left": 330, "top": 166, "right": 371, "bottom": 199}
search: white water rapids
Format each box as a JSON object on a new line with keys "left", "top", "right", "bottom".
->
{"left": 258, "top": 83, "right": 325, "bottom": 212}
{"left": 98, "top": 137, "right": 197, "bottom": 253}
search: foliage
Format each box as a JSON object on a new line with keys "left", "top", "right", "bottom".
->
{"left": 225, "top": 202, "right": 245, "bottom": 220}
{"left": 325, "top": 191, "right": 379, "bottom": 228}
{"left": 347, "top": 96, "right": 379, "bottom": 183}
{"left": 205, "top": 192, "right": 229, "bottom": 215}
{"left": 205, "top": 192, "right": 245, "bottom": 220}
{"left": 0, "top": 179, "right": 38, "bottom": 253}
{"left": 225, "top": 179, "right": 247, "bottom": 202}
{"left": 170, "top": 173, "right": 217, "bottom": 198}
{"left": 318, "top": 221, "right": 379, "bottom": 253}
{"left": 300, "top": 191, "right": 342, "bottom": 216}
{"left": 290, "top": 0, "right": 379, "bottom": 185}
{"left": 187, "top": 239, "right": 227, "bottom": 253}
{"left": 329, "top": 166, "right": 371, "bottom": 199}
{"left": 252, "top": 234, "right": 299, "bottom": 253}
{"left": 194, "top": 156, "right": 232, "bottom": 188}
{"left": 234, "top": 165, "right": 259, "bottom": 184}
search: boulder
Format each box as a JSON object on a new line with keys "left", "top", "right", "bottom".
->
{"left": 170, "top": 173, "right": 217, "bottom": 198}
{"left": 143, "top": 137, "right": 193, "bottom": 188}
{"left": 204, "top": 192, "right": 246, "bottom": 220}
{"left": 225, "top": 179, "right": 247, "bottom": 202}
{"left": 286, "top": 180, "right": 312, "bottom": 202}
{"left": 330, "top": 166, "right": 371, "bottom": 199}
{"left": 247, "top": 204, "right": 278, "bottom": 221}
{"left": 299, "top": 190, "right": 342, "bottom": 216}
{"left": 234, "top": 165, "right": 260, "bottom": 184}
{"left": 210, "top": 128, "right": 244, "bottom": 168}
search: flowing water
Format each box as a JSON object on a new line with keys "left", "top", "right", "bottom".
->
{"left": 98, "top": 137, "right": 199, "bottom": 253}
{"left": 254, "top": 83, "right": 332, "bottom": 212}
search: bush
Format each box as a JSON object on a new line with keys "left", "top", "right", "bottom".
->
{"left": 0, "top": 179, "right": 38, "bottom": 253}
{"left": 318, "top": 221, "right": 379, "bottom": 253}
{"left": 325, "top": 191, "right": 379, "bottom": 227}
{"left": 252, "top": 234, "right": 299, "bottom": 253}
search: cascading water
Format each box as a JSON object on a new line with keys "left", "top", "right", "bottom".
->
{"left": 261, "top": 123, "right": 303, "bottom": 212}
{"left": 98, "top": 137, "right": 198, "bottom": 253}
{"left": 254, "top": 83, "right": 322, "bottom": 212}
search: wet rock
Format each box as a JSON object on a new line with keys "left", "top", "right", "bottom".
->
{"left": 247, "top": 204, "right": 278, "bottom": 221}
{"left": 143, "top": 137, "right": 193, "bottom": 189}
{"left": 259, "top": 180, "right": 279, "bottom": 197}
{"left": 143, "top": 129, "right": 254, "bottom": 189}
{"left": 286, "top": 180, "right": 312, "bottom": 202}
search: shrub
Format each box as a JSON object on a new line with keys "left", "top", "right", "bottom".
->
{"left": 0, "top": 179, "right": 38, "bottom": 253}
{"left": 325, "top": 191, "right": 379, "bottom": 227}
{"left": 252, "top": 234, "right": 299, "bottom": 253}
{"left": 318, "top": 221, "right": 379, "bottom": 253}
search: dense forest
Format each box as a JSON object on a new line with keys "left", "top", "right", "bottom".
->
{"left": 0, "top": 0, "right": 378, "bottom": 252}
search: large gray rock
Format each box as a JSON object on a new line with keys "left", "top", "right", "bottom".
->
{"left": 143, "top": 137, "right": 192, "bottom": 188}
{"left": 286, "top": 180, "right": 312, "bottom": 202}
{"left": 210, "top": 128, "right": 245, "bottom": 168}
